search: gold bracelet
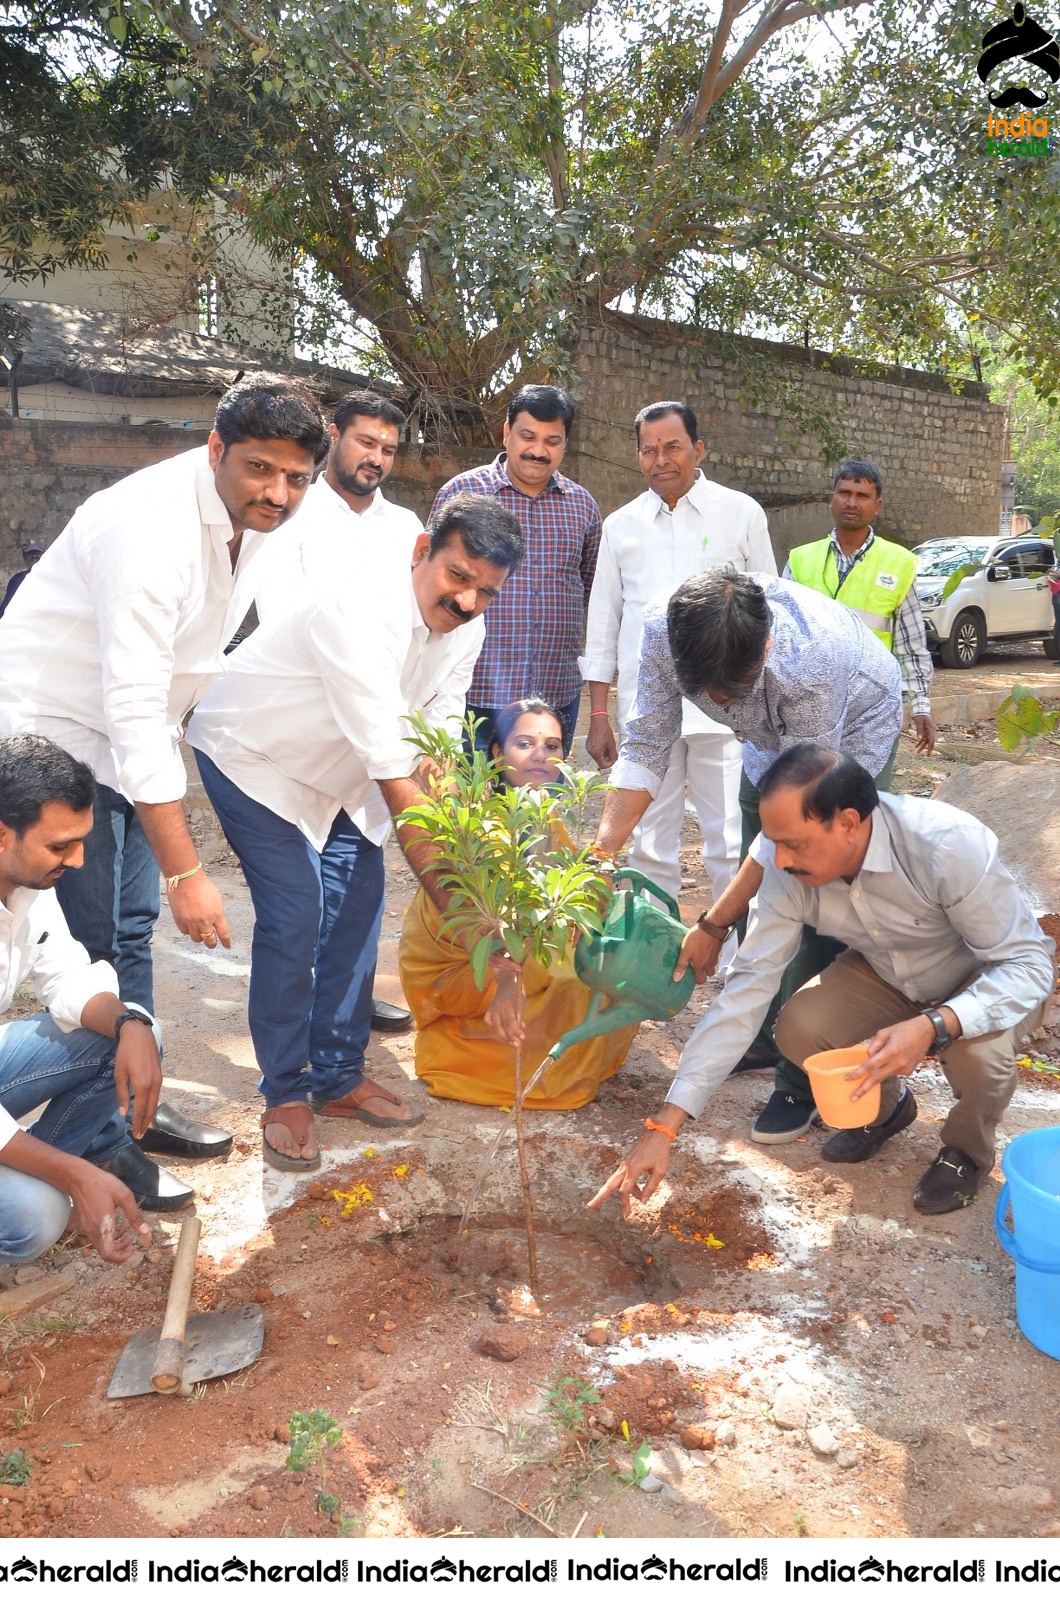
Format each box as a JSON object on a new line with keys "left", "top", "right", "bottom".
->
{"left": 165, "top": 861, "right": 203, "bottom": 894}
{"left": 644, "top": 1117, "right": 678, "bottom": 1142}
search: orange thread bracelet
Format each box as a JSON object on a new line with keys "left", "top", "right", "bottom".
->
{"left": 644, "top": 1117, "right": 677, "bottom": 1141}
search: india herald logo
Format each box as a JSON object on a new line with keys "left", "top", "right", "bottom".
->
{"left": 978, "top": 3, "right": 1060, "bottom": 108}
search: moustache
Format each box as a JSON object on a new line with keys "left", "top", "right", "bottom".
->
{"left": 990, "top": 83, "right": 1049, "bottom": 107}
{"left": 441, "top": 597, "right": 474, "bottom": 622}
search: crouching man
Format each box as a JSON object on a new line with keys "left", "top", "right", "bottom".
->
{"left": 591, "top": 744, "right": 1055, "bottom": 1218}
{"left": 0, "top": 735, "right": 165, "bottom": 1265}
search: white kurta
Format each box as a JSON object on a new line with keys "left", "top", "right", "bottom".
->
{"left": 580, "top": 472, "right": 777, "bottom": 901}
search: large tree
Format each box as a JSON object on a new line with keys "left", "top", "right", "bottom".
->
{"left": 2, "top": 0, "right": 1057, "bottom": 436}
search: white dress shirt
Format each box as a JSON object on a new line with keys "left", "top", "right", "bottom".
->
{"left": 188, "top": 534, "right": 484, "bottom": 851}
{"left": 579, "top": 473, "right": 776, "bottom": 733}
{"left": 0, "top": 447, "right": 272, "bottom": 804}
{"left": 254, "top": 477, "right": 423, "bottom": 621}
{"left": 0, "top": 889, "right": 119, "bottom": 1151}
{"left": 668, "top": 793, "right": 1056, "bottom": 1120}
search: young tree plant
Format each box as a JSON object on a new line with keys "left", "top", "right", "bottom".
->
{"left": 400, "top": 715, "right": 610, "bottom": 1299}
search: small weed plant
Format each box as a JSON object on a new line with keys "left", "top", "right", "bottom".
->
{"left": 545, "top": 1373, "right": 601, "bottom": 1436}
{"left": 0, "top": 1448, "right": 31, "bottom": 1486}
{"left": 286, "top": 1409, "right": 343, "bottom": 1517}
{"left": 614, "top": 1438, "right": 652, "bottom": 1488}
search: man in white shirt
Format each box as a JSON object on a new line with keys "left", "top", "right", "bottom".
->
{"left": 581, "top": 401, "right": 776, "bottom": 904}
{"left": 255, "top": 389, "right": 423, "bottom": 620}
{"left": 0, "top": 735, "right": 174, "bottom": 1261}
{"left": 592, "top": 744, "right": 1054, "bottom": 1219}
{"left": 255, "top": 391, "right": 423, "bottom": 1036}
{"left": 188, "top": 493, "right": 524, "bottom": 1173}
{"left": 0, "top": 375, "right": 330, "bottom": 1185}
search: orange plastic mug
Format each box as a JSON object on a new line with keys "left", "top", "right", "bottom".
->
{"left": 803, "top": 1045, "right": 880, "bottom": 1129}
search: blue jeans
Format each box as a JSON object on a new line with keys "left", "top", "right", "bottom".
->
{"left": 0, "top": 1015, "right": 127, "bottom": 1262}
{"left": 466, "top": 690, "right": 582, "bottom": 759}
{"left": 195, "top": 751, "right": 385, "bottom": 1107}
{"left": 55, "top": 781, "right": 159, "bottom": 1012}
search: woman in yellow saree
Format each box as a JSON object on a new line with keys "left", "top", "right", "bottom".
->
{"left": 398, "top": 700, "right": 638, "bottom": 1108}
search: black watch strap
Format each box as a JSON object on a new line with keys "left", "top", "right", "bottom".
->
{"left": 114, "top": 1008, "right": 154, "bottom": 1037}
{"left": 922, "top": 1007, "right": 952, "bottom": 1055}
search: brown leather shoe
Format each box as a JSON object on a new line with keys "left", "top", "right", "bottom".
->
{"left": 312, "top": 1078, "right": 424, "bottom": 1128}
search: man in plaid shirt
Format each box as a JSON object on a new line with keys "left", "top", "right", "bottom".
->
{"left": 429, "top": 385, "right": 601, "bottom": 753}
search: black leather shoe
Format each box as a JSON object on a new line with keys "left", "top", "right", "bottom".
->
{"left": 105, "top": 1144, "right": 194, "bottom": 1212}
{"left": 820, "top": 1087, "right": 918, "bottom": 1164}
{"left": 370, "top": 998, "right": 412, "bottom": 1034}
{"left": 913, "top": 1147, "right": 983, "bottom": 1214}
{"left": 133, "top": 1100, "right": 234, "bottom": 1159}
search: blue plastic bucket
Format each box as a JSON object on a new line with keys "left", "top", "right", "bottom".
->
{"left": 994, "top": 1126, "right": 1060, "bottom": 1360}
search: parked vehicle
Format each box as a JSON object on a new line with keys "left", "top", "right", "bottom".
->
{"left": 913, "top": 535, "right": 1059, "bottom": 668}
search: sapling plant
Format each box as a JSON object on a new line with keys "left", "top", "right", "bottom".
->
{"left": 399, "top": 715, "right": 610, "bottom": 1298}
{"left": 285, "top": 1408, "right": 344, "bottom": 1516}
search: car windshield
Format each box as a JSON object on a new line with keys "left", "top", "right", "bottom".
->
{"left": 913, "top": 540, "right": 993, "bottom": 578}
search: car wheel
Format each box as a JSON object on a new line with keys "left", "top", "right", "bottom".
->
{"left": 1045, "top": 635, "right": 1059, "bottom": 661}
{"left": 939, "top": 610, "right": 985, "bottom": 669}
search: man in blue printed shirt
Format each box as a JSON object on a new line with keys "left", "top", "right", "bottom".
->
{"left": 429, "top": 385, "right": 601, "bottom": 754}
{"left": 591, "top": 566, "right": 904, "bottom": 1142}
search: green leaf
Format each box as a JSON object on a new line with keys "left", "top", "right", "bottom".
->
{"left": 469, "top": 937, "right": 493, "bottom": 990}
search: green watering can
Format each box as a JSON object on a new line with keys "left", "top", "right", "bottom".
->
{"left": 556, "top": 867, "right": 695, "bottom": 1060}
{"left": 462, "top": 870, "right": 698, "bottom": 1217}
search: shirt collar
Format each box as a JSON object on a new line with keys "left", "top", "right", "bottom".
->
{"left": 0, "top": 885, "right": 34, "bottom": 923}
{"left": 194, "top": 448, "right": 237, "bottom": 550}
{"left": 648, "top": 470, "right": 708, "bottom": 518}
{"left": 855, "top": 805, "right": 892, "bottom": 877}
{"left": 829, "top": 526, "right": 875, "bottom": 561}
{"left": 317, "top": 477, "right": 391, "bottom": 519}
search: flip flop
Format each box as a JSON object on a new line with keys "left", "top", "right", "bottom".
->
{"left": 261, "top": 1102, "right": 321, "bottom": 1172}
{"left": 312, "top": 1078, "right": 424, "bottom": 1128}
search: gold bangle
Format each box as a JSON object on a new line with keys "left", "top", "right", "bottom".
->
{"left": 165, "top": 861, "right": 203, "bottom": 894}
{"left": 644, "top": 1117, "right": 677, "bottom": 1142}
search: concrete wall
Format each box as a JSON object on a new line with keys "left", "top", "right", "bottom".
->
{"left": 0, "top": 312, "right": 1008, "bottom": 579}
{"left": 567, "top": 314, "right": 1007, "bottom": 564}
{"left": 0, "top": 414, "right": 480, "bottom": 581}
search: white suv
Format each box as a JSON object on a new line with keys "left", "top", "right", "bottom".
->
{"left": 913, "top": 535, "right": 1058, "bottom": 669}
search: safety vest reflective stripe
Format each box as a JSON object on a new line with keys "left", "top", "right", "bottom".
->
{"left": 853, "top": 607, "right": 894, "bottom": 633}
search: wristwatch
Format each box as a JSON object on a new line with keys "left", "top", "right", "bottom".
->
{"left": 921, "top": 1007, "right": 953, "bottom": 1055}
{"left": 114, "top": 1004, "right": 155, "bottom": 1038}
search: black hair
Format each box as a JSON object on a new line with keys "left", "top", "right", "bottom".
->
{"left": 666, "top": 565, "right": 770, "bottom": 700}
{"left": 0, "top": 735, "right": 96, "bottom": 835}
{"left": 833, "top": 458, "right": 883, "bottom": 495}
{"left": 758, "top": 743, "right": 879, "bottom": 823}
{"left": 490, "top": 698, "right": 564, "bottom": 756}
{"left": 332, "top": 390, "right": 407, "bottom": 436}
{"left": 634, "top": 400, "right": 699, "bottom": 445}
{"left": 506, "top": 384, "right": 575, "bottom": 437}
{"left": 427, "top": 492, "right": 524, "bottom": 572}
{"left": 213, "top": 373, "right": 330, "bottom": 465}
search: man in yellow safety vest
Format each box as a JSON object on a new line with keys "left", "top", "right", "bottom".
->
{"left": 786, "top": 459, "right": 935, "bottom": 756}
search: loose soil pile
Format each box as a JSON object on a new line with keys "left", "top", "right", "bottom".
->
{"left": 2, "top": 738, "right": 1060, "bottom": 1541}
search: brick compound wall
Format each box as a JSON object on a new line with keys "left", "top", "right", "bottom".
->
{"left": 0, "top": 313, "right": 1006, "bottom": 578}
{"left": 0, "top": 415, "right": 480, "bottom": 583}
{"left": 567, "top": 313, "right": 1006, "bottom": 564}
